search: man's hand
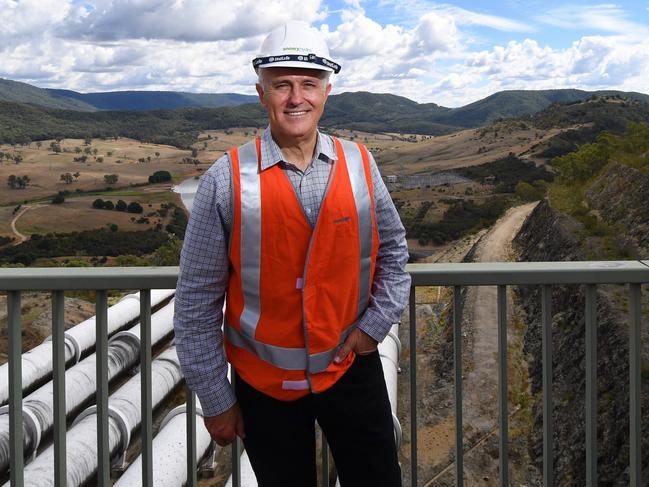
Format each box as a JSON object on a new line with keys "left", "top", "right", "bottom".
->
{"left": 203, "top": 403, "right": 245, "bottom": 447}
{"left": 334, "top": 328, "right": 378, "bottom": 363}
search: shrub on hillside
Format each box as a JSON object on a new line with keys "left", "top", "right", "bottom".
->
{"left": 148, "top": 170, "right": 172, "bottom": 183}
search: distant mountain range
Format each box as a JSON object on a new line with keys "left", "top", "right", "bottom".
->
{"left": 0, "top": 78, "right": 258, "bottom": 111}
{"left": 2, "top": 77, "right": 649, "bottom": 127}
{"left": 1, "top": 77, "right": 649, "bottom": 147}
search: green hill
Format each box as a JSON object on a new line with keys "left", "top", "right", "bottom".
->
{"left": 46, "top": 89, "right": 258, "bottom": 110}
{"left": 0, "top": 79, "right": 97, "bottom": 111}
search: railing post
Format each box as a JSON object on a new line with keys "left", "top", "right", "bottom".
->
{"left": 409, "top": 285, "right": 417, "bottom": 487}
{"left": 629, "top": 283, "right": 642, "bottom": 487}
{"left": 497, "top": 285, "right": 508, "bottom": 486}
{"left": 52, "top": 290, "right": 67, "bottom": 487}
{"left": 96, "top": 290, "right": 110, "bottom": 487}
{"left": 453, "top": 286, "right": 463, "bottom": 487}
{"left": 140, "top": 289, "right": 153, "bottom": 487}
{"left": 585, "top": 284, "right": 597, "bottom": 487}
{"left": 186, "top": 387, "right": 197, "bottom": 487}
{"left": 321, "top": 433, "right": 330, "bottom": 487}
{"left": 230, "top": 372, "right": 241, "bottom": 487}
{"left": 541, "top": 285, "right": 553, "bottom": 487}
{"left": 8, "top": 291, "right": 23, "bottom": 487}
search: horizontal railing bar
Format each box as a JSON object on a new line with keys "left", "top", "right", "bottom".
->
{"left": 1, "top": 262, "right": 648, "bottom": 291}
{"left": 0, "top": 266, "right": 178, "bottom": 290}
{"left": 407, "top": 261, "right": 649, "bottom": 286}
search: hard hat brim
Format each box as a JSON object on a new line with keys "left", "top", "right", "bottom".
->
{"left": 253, "top": 54, "right": 340, "bottom": 74}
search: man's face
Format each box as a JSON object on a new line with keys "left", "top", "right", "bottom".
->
{"left": 256, "top": 68, "right": 332, "bottom": 144}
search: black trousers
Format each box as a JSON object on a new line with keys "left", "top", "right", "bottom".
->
{"left": 235, "top": 350, "right": 401, "bottom": 487}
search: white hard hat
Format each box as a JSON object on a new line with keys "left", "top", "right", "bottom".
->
{"left": 253, "top": 21, "right": 341, "bottom": 74}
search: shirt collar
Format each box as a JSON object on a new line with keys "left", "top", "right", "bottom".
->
{"left": 259, "top": 125, "right": 338, "bottom": 171}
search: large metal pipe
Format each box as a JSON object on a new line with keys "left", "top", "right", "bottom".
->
{"left": 0, "top": 300, "right": 176, "bottom": 473}
{"left": 113, "top": 397, "right": 213, "bottom": 486}
{"left": 9, "top": 347, "right": 183, "bottom": 487}
{"left": 225, "top": 324, "right": 403, "bottom": 486}
{"left": 0, "top": 289, "right": 175, "bottom": 405}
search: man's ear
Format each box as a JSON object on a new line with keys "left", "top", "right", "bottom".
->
{"left": 256, "top": 83, "right": 267, "bottom": 108}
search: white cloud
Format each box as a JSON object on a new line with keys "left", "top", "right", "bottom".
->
{"left": 59, "top": 0, "right": 326, "bottom": 42}
{"left": 536, "top": 4, "right": 649, "bottom": 38}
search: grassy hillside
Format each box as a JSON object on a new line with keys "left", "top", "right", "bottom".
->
{"left": 0, "top": 79, "right": 96, "bottom": 111}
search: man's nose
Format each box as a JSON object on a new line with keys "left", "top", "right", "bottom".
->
{"left": 287, "top": 86, "right": 305, "bottom": 105}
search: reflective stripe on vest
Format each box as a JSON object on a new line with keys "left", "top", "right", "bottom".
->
{"left": 227, "top": 136, "right": 374, "bottom": 372}
{"left": 237, "top": 140, "right": 262, "bottom": 337}
{"left": 225, "top": 322, "right": 356, "bottom": 373}
{"left": 335, "top": 138, "right": 373, "bottom": 320}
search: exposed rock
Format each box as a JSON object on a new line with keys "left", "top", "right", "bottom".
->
{"left": 513, "top": 199, "right": 649, "bottom": 485}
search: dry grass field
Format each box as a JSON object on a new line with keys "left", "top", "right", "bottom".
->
{"left": 0, "top": 129, "right": 262, "bottom": 242}
{"left": 375, "top": 121, "right": 568, "bottom": 175}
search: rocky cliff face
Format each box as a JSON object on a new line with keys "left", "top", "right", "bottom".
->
{"left": 587, "top": 162, "right": 649, "bottom": 257}
{"left": 513, "top": 199, "right": 649, "bottom": 485}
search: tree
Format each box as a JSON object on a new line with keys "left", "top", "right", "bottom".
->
{"left": 84, "top": 136, "right": 92, "bottom": 146}
{"left": 104, "top": 174, "right": 119, "bottom": 185}
{"left": 96, "top": 157, "right": 104, "bottom": 163}
{"left": 52, "top": 192, "right": 65, "bottom": 204}
{"left": 103, "top": 200, "right": 115, "bottom": 210}
{"left": 36, "top": 141, "right": 42, "bottom": 150}
{"left": 73, "top": 172, "right": 80, "bottom": 181}
{"left": 60, "top": 173, "right": 74, "bottom": 184}
{"left": 92, "top": 198, "right": 105, "bottom": 209}
{"left": 50, "top": 142, "right": 61, "bottom": 153}
{"left": 7, "top": 175, "right": 17, "bottom": 189}
{"left": 14, "top": 154, "right": 23, "bottom": 164}
{"left": 127, "top": 201, "right": 144, "bottom": 214}
{"left": 116, "top": 200, "right": 127, "bottom": 212}
{"left": 148, "top": 170, "right": 172, "bottom": 183}
{"left": 191, "top": 148, "right": 199, "bottom": 158}
{"left": 155, "top": 152, "right": 160, "bottom": 159}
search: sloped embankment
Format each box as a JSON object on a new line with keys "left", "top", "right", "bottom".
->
{"left": 513, "top": 199, "right": 649, "bottom": 485}
{"left": 587, "top": 162, "right": 649, "bottom": 257}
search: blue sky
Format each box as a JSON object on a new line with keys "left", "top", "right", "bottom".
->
{"left": 1, "top": 0, "right": 648, "bottom": 106}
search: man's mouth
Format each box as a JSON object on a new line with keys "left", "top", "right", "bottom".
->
{"left": 285, "top": 111, "right": 309, "bottom": 117}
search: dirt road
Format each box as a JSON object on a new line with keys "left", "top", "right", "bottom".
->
{"left": 460, "top": 202, "right": 538, "bottom": 485}
{"left": 10, "top": 204, "right": 45, "bottom": 243}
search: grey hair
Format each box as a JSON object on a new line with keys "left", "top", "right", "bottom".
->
{"left": 256, "top": 69, "right": 331, "bottom": 89}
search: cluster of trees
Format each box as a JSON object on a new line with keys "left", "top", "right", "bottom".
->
{"left": 553, "top": 122, "right": 649, "bottom": 185}
{"left": 0, "top": 152, "right": 24, "bottom": 163}
{"left": 92, "top": 198, "right": 144, "bottom": 213}
{"left": 0, "top": 100, "right": 266, "bottom": 149}
{"left": 7, "top": 174, "right": 30, "bottom": 189}
{"left": 408, "top": 197, "right": 510, "bottom": 246}
{"left": 60, "top": 172, "right": 80, "bottom": 183}
{"left": 104, "top": 174, "right": 119, "bottom": 184}
{"left": 459, "top": 154, "right": 554, "bottom": 193}
{"left": 0, "top": 229, "right": 169, "bottom": 266}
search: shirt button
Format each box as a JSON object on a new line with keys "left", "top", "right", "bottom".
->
{"left": 306, "top": 208, "right": 311, "bottom": 214}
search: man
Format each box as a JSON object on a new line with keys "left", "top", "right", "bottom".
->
{"left": 174, "top": 20, "right": 410, "bottom": 486}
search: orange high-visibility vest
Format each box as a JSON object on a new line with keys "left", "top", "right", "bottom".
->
{"left": 224, "top": 136, "right": 379, "bottom": 401}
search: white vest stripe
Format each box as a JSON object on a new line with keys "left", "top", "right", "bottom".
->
{"left": 337, "top": 139, "right": 374, "bottom": 319}
{"left": 237, "top": 140, "right": 262, "bottom": 338}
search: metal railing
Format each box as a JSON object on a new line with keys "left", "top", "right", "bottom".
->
{"left": 1, "top": 261, "right": 647, "bottom": 486}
